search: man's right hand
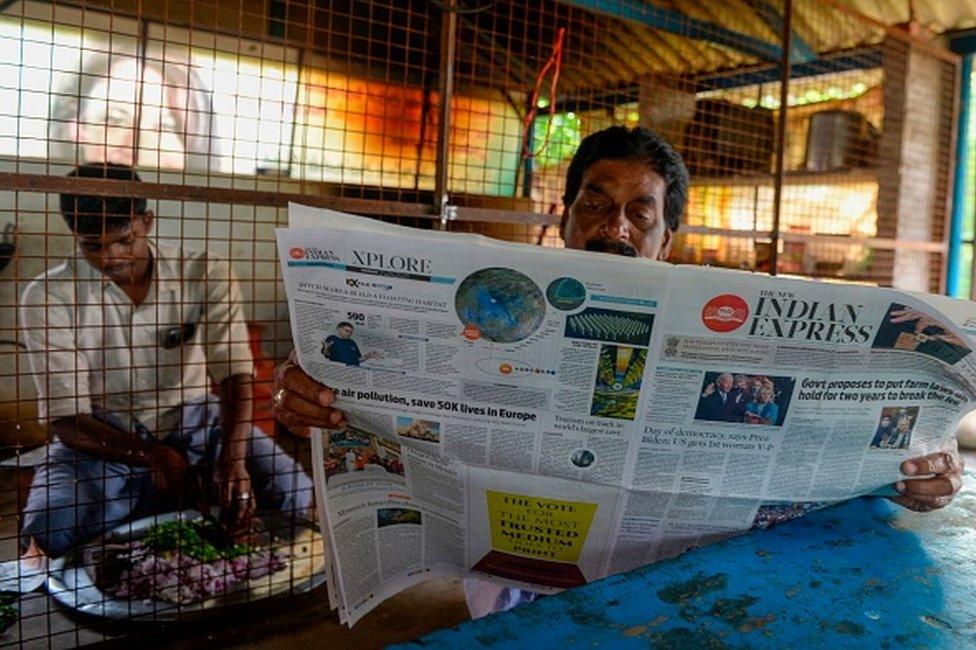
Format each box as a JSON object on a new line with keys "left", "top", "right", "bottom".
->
{"left": 147, "top": 446, "right": 191, "bottom": 496}
{"left": 272, "top": 350, "right": 348, "bottom": 437}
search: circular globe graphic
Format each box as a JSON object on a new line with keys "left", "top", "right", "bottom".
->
{"left": 455, "top": 267, "right": 545, "bottom": 343}
{"left": 546, "top": 277, "right": 586, "bottom": 311}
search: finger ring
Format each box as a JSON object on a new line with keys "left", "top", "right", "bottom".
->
{"left": 239, "top": 493, "right": 251, "bottom": 500}
{"left": 273, "top": 387, "right": 287, "bottom": 409}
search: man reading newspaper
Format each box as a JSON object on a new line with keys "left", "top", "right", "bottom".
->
{"left": 270, "top": 127, "right": 964, "bottom": 617}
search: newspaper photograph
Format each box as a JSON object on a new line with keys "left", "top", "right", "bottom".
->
{"left": 279, "top": 203, "right": 976, "bottom": 626}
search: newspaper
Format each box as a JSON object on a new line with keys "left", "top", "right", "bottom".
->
{"left": 278, "top": 203, "right": 976, "bottom": 626}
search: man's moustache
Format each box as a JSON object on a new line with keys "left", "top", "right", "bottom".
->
{"left": 584, "top": 238, "right": 638, "bottom": 257}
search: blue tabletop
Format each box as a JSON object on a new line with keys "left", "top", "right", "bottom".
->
{"left": 405, "top": 473, "right": 976, "bottom": 649}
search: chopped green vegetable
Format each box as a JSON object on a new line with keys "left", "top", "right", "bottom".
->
{"left": 143, "top": 520, "right": 254, "bottom": 562}
{"left": 0, "top": 593, "right": 16, "bottom": 634}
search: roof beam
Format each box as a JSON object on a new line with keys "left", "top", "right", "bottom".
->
{"left": 742, "top": 0, "right": 816, "bottom": 63}
{"left": 556, "top": 0, "right": 782, "bottom": 62}
{"left": 694, "top": 46, "right": 881, "bottom": 90}
{"left": 457, "top": 15, "right": 535, "bottom": 87}
{"left": 948, "top": 29, "right": 976, "bottom": 54}
{"left": 555, "top": 47, "right": 882, "bottom": 113}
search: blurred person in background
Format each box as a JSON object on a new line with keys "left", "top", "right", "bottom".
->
{"left": 14, "top": 164, "right": 310, "bottom": 575}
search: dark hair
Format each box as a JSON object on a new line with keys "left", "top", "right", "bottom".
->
{"left": 337, "top": 322, "right": 354, "bottom": 330}
{"left": 60, "top": 164, "right": 148, "bottom": 234}
{"left": 563, "top": 126, "right": 689, "bottom": 232}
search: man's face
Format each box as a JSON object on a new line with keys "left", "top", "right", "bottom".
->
{"left": 337, "top": 325, "right": 354, "bottom": 339}
{"left": 880, "top": 416, "right": 891, "bottom": 428}
{"left": 562, "top": 158, "right": 673, "bottom": 261}
{"left": 75, "top": 59, "right": 188, "bottom": 169}
{"left": 717, "top": 375, "right": 733, "bottom": 392}
{"left": 76, "top": 213, "right": 153, "bottom": 285}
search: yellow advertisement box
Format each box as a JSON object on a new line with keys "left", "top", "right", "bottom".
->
{"left": 486, "top": 491, "right": 597, "bottom": 563}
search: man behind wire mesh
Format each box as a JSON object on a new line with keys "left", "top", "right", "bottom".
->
{"left": 17, "top": 163, "right": 312, "bottom": 560}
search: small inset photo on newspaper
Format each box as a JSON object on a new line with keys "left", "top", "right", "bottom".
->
{"left": 377, "top": 508, "right": 422, "bottom": 529}
{"left": 693, "top": 372, "right": 796, "bottom": 426}
{"left": 546, "top": 276, "right": 587, "bottom": 311}
{"left": 570, "top": 448, "right": 596, "bottom": 468}
{"left": 320, "top": 320, "right": 379, "bottom": 367}
{"left": 869, "top": 406, "right": 920, "bottom": 450}
{"left": 872, "top": 303, "right": 972, "bottom": 365}
{"left": 590, "top": 344, "right": 647, "bottom": 420}
{"left": 564, "top": 307, "right": 654, "bottom": 347}
{"left": 395, "top": 416, "right": 441, "bottom": 443}
{"left": 323, "top": 426, "right": 405, "bottom": 482}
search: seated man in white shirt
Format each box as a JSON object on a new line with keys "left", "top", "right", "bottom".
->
{"left": 18, "top": 163, "right": 312, "bottom": 560}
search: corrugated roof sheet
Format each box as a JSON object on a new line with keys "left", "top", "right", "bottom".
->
{"left": 453, "top": 0, "right": 963, "bottom": 95}
{"left": 841, "top": 0, "right": 976, "bottom": 33}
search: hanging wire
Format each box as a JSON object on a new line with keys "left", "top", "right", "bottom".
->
{"left": 519, "top": 26, "right": 566, "bottom": 165}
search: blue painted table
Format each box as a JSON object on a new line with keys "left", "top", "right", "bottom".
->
{"left": 405, "top": 472, "right": 976, "bottom": 648}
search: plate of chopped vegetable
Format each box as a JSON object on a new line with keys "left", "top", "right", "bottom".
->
{"left": 0, "top": 591, "right": 17, "bottom": 635}
{"left": 46, "top": 511, "right": 325, "bottom": 619}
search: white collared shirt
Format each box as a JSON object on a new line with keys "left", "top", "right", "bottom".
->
{"left": 20, "top": 243, "right": 254, "bottom": 438}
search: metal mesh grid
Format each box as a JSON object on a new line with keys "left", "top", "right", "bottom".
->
{"left": 0, "top": 0, "right": 962, "bottom": 647}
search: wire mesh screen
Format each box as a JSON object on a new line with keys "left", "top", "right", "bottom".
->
{"left": 0, "top": 0, "right": 962, "bottom": 647}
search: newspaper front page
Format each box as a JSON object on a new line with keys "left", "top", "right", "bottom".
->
{"left": 279, "top": 203, "right": 976, "bottom": 626}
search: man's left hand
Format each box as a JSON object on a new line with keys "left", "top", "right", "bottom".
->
{"left": 891, "top": 449, "right": 964, "bottom": 512}
{"left": 215, "top": 460, "right": 255, "bottom": 528}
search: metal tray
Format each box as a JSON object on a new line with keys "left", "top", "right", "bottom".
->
{"left": 46, "top": 510, "right": 326, "bottom": 620}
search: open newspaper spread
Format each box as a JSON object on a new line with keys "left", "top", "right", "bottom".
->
{"left": 278, "top": 203, "right": 976, "bottom": 626}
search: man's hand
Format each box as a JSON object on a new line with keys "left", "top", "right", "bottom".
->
{"left": 217, "top": 374, "right": 257, "bottom": 530}
{"left": 215, "top": 459, "right": 255, "bottom": 528}
{"left": 272, "top": 350, "right": 347, "bottom": 437}
{"left": 147, "top": 446, "right": 191, "bottom": 497}
{"left": 891, "top": 449, "right": 964, "bottom": 512}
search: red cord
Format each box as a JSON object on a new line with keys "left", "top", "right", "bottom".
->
{"left": 520, "top": 27, "right": 566, "bottom": 165}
